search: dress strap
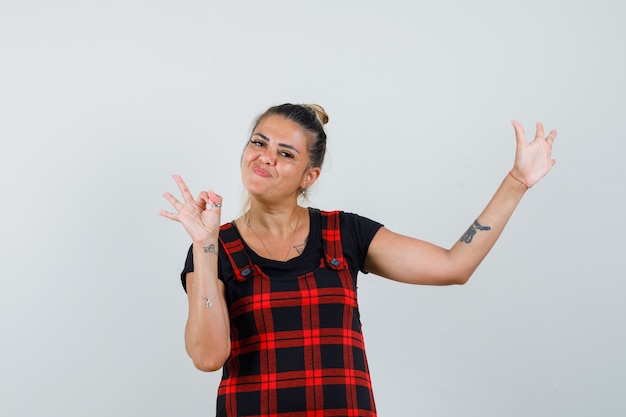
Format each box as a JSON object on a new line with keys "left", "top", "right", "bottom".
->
{"left": 218, "top": 222, "right": 257, "bottom": 282}
{"left": 320, "top": 210, "right": 347, "bottom": 270}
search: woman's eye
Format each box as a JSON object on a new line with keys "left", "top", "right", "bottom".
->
{"left": 279, "top": 151, "right": 293, "bottom": 158}
{"left": 250, "top": 140, "right": 264, "bottom": 147}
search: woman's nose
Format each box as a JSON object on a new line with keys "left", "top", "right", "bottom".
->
{"left": 259, "top": 148, "right": 276, "bottom": 165}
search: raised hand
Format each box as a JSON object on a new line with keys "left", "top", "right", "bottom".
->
{"left": 510, "top": 121, "right": 558, "bottom": 188}
{"left": 160, "top": 175, "right": 223, "bottom": 242}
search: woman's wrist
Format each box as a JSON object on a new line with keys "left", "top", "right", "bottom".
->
{"left": 192, "top": 234, "right": 219, "bottom": 245}
{"left": 193, "top": 240, "right": 219, "bottom": 258}
{"left": 508, "top": 170, "right": 530, "bottom": 190}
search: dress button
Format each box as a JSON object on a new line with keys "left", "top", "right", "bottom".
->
{"left": 329, "top": 258, "right": 341, "bottom": 267}
{"left": 240, "top": 267, "right": 252, "bottom": 277}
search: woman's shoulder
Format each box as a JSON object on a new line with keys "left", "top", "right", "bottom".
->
{"left": 307, "top": 207, "right": 383, "bottom": 231}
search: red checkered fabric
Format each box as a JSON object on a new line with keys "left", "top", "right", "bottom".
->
{"left": 215, "top": 210, "right": 377, "bottom": 417}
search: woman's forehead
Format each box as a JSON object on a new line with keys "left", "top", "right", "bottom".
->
{"left": 253, "top": 115, "right": 310, "bottom": 143}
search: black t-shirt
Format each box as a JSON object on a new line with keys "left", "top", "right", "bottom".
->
{"left": 181, "top": 208, "right": 383, "bottom": 291}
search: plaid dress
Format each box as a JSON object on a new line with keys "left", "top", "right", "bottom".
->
{"left": 213, "top": 209, "right": 378, "bottom": 417}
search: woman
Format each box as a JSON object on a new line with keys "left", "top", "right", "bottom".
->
{"left": 160, "top": 103, "right": 557, "bottom": 416}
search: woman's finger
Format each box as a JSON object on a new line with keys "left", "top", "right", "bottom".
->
{"left": 206, "top": 190, "right": 223, "bottom": 208}
{"left": 173, "top": 174, "right": 195, "bottom": 203}
{"left": 159, "top": 209, "right": 179, "bottom": 221}
{"left": 545, "top": 129, "right": 558, "bottom": 147}
{"left": 163, "top": 191, "right": 184, "bottom": 212}
{"left": 511, "top": 120, "right": 526, "bottom": 150}
{"left": 535, "top": 122, "right": 545, "bottom": 141}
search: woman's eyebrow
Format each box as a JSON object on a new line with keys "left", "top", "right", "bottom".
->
{"left": 253, "top": 133, "right": 300, "bottom": 154}
{"left": 253, "top": 133, "right": 271, "bottom": 142}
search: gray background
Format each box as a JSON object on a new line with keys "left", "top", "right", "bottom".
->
{"left": 1, "top": 0, "right": 624, "bottom": 416}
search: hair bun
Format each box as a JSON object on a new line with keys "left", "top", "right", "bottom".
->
{"left": 304, "top": 104, "right": 329, "bottom": 126}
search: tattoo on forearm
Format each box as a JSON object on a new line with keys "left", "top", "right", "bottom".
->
{"left": 460, "top": 219, "right": 492, "bottom": 244}
{"left": 191, "top": 283, "right": 216, "bottom": 309}
{"left": 203, "top": 244, "right": 218, "bottom": 257}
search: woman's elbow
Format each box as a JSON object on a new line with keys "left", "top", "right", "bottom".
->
{"left": 192, "top": 357, "right": 226, "bottom": 372}
{"left": 438, "top": 257, "right": 479, "bottom": 285}
{"left": 450, "top": 267, "right": 477, "bottom": 285}
{"left": 436, "top": 268, "right": 472, "bottom": 285}
{"left": 187, "top": 343, "right": 230, "bottom": 372}
{"left": 453, "top": 274, "right": 470, "bottom": 285}
{"left": 436, "top": 274, "right": 469, "bottom": 286}
{"left": 190, "top": 350, "right": 229, "bottom": 372}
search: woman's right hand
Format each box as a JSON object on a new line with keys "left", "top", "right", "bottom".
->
{"left": 160, "top": 175, "right": 223, "bottom": 242}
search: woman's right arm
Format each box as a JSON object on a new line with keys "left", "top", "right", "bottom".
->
{"left": 161, "top": 175, "right": 231, "bottom": 371}
{"left": 183, "top": 252, "right": 230, "bottom": 371}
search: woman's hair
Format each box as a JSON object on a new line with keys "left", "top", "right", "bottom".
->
{"left": 251, "top": 103, "right": 329, "bottom": 169}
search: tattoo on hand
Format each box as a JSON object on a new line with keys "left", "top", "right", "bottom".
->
{"left": 460, "top": 219, "right": 491, "bottom": 244}
{"left": 203, "top": 244, "right": 218, "bottom": 257}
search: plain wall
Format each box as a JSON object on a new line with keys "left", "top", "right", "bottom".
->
{"left": 1, "top": 0, "right": 624, "bottom": 416}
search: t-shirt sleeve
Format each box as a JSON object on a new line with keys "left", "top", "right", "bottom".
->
{"left": 180, "top": 244, "right": 194, "bottom": 292}
{"left": 339, "top": 211, "right": 384, "bottom": 275}
{"left": 180, "top": 243, "right": 229, "bottom": 292}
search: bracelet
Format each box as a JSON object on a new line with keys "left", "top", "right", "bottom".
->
{"left": 509, "top": 171, "right": 530, "bottom": 189}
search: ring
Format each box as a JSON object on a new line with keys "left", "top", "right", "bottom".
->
{"left": 210, "top": 204, "right": 222, "bottom": 208}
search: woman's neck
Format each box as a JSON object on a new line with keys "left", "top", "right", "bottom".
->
{"left": 240, "top": 203, "right": 308, "bottom": 262}
{"left": 245, "top": 203, "right": 302, "bottom": 235}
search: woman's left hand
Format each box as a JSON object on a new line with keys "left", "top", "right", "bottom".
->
{"left": 510, "top": 121, "right": 558, "bottom": 188}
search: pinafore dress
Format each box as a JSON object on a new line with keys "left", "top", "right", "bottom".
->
{"left": 216, "top": 209, "right": 377, "bottom": 417}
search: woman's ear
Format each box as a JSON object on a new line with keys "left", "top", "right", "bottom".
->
{"left": 301, "top": 166, "right": 321, "bottom": 190}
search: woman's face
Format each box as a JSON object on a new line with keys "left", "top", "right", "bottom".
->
{"left": 241, "top": 114, "right": 320, "bottom": 203}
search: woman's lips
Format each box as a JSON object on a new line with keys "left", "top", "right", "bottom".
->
{"left": 252, "top": 167, "right": 271, "bottom": 177}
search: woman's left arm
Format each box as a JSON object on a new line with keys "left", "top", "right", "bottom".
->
{"left": 364, "top": 121, "right": 557, "bottom": 286}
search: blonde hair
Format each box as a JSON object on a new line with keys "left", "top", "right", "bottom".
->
{"left": 302, "top": 103, "right": 329, "bottom": 126}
